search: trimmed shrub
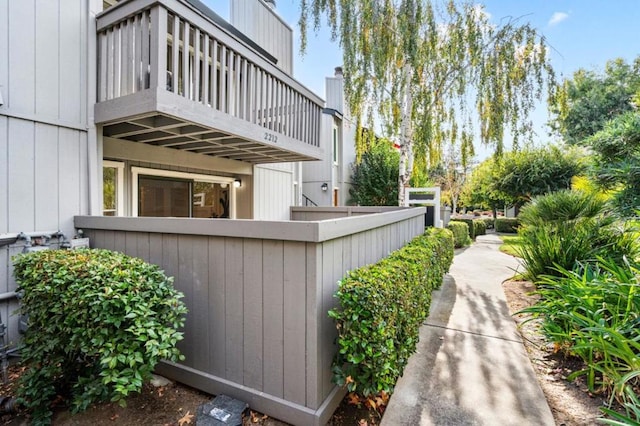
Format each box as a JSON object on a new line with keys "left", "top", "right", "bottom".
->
{"left": 447, "top": 221, "right": 471, "bottom": 248}
{"left": 329, "top": 228, "right": 454, "bottom": 397}
{"left": 450, "top": 218, "right": 475, "bottom": 239}
{"left": 473, "top": 219, "right": 487, "bottom": 237}
{"left": 13, "top": 249, "right": 187, "bottom": 424}
{"left": 495, "top": 217, "right": 520, "bottom": 233}
{"left": 483, "top": 217, "right": 495, "bottom": 229}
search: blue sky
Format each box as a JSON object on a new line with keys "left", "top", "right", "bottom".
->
{"left": 204, "top": 1, "right": 640, "bottom": 157}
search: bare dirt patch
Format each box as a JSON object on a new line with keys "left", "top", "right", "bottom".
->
{"left": 502, "top": 279, "right": 606, "bottom": 425}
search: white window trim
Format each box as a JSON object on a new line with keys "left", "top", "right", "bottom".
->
{"left": 131, "top": 167, "right": 237, "bottom": 218}
{"left": 103, "top": 160, "right": 125, "bottom": 216}
{"left": 332, "top": 126, "right": 339, "bottom": 166}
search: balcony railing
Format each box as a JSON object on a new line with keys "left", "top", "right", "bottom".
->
{"left": 96, "top": 0, "right": 323, "bottom": 162}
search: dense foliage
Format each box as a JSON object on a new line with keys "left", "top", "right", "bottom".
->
{"left": 495, "top": 217, "right": 520, "bottom": 233}
{"left": 473, "top": 219, "right": 487, "bottom": 238}
{"left": 493, "top": 146, "right": 585, "bottom": 211}
{"left": 300, "top": 0, "right": 555, "bottom": 204}
{"left": 349, "top": 141, "right": 400, "bottom": 206}
{"left": 550, "top": 56, "right": 640, "bottom": 145}
{"left": 448, "top": 218, "right": 485, "bottom": 240}
{"left": 520, "top": 259, "right": 640, "bottom": 420}
{"left": 329, "top": 228, "right": 454, "bottom": 397}
{"left": 13, "top": 249, "right": 187, "bottom": 425}
{"left": 516, "top": 190, "right": 637, "bottom": 281}
{"left": 446, "top": 221, "right": 471, "bottom": 248}
{"left": 461, "top": 146, "right": 584, "bottom": 214}
{"left": 460, "top": 158, "right": 510, "bottom": 217}
{"left": 585, "top": 112, "right": 640, "bottom": 217}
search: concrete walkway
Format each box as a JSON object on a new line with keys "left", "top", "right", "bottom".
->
{"left": 381, "top": 234, "right": 555, "bottom": 426}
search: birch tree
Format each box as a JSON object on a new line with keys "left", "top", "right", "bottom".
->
{"left": 300, "top": 0, "right": 556, "bottom": 205}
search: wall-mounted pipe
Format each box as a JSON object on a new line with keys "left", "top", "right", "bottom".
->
{"left": 0, "top": 230, "right": 68, "bottom": 248}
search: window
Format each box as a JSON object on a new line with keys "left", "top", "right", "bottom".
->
{"left": 132, "top": 167, "right": 236, "bottom": 218}
{"left": 332, "top": 126, "right": 339, "bottom": 165}
{"left": 103, "top": 161, "right": 124, "bottom": 216}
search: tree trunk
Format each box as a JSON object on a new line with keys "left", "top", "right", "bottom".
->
{"left": 397, "top": 64, "right": 414, "bottom": 206}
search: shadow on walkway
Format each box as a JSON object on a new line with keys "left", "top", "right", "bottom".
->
{"left": 381, "top": 234, "right": 553, "bottom": 426}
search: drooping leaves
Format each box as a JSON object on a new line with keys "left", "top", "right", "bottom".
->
{"left": 300, "top": 0, "right": 556, "bottom": 204}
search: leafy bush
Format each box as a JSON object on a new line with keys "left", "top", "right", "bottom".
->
{"left": 349, "top": 141, "right": 400, "bottom": 206}
{"left": 473, "top": 219, "right": 487, "bottom": 237}
{"left": 483, "top": 217, "right": 495, "bottom": 229}
{"left": 13, "top": 249, "right": 187, "bottom": 424}
{"left": 520, "top": 259, "right": 640, "bottom": 409}
{"left": 447, "top": 221, "right": 471, "bottom": 248}
{"left": 495, "top": 217, "right": 520, "bottom": 233}
{"left": 450, "top": 218, "right": 475, "bottom": 239}
{"left": 329, "top": 228, "right": 454, "bottom": 397}
{"left": 517, "top": 190, "right": 638, "bottom": 280}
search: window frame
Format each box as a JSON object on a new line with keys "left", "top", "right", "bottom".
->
{"left": 131, "top": 167, "right": 237, "bottom": 218}
{"left": 103, "top": 160, "right": 125, "bottom": 216}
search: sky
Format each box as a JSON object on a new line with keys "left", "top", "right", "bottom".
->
{"left": 203, "top": 0, "right": 640, "bottom": 160}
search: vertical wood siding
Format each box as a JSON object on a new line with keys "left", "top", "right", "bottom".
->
{"left": 78, "top": 210, "right": 425, "bottom": 424}
{"left": 230, "top": 0, "right": 293, "bottom": 74}
{"left": 253, "top": 164, "right": 294, "bottom": 220}
{"left": 0, "top": 0, "right": 93, "bottom": 349}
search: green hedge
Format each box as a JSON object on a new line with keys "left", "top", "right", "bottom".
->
{"left": 13, "top": 249, "right": 187, "bottom": 424}
{"left": 447, "top": 221, "right": 471, "bottom": 248}
{"left": 483, "top": 217, "right": 495, "bottom": 229}
{"left": 329, "top": 228, "right": 454, "bottom": 397}
{"left": 473, "top": 220, "right": 487, "bottom": 237}
{"left": 450, "top": 218, "right": 487, "bottom": 239}
{"left": 495, "top": 217, "right": 520, "bottom": 233}
{"left": 450, "top": 218, "right": 475, "bottom": 239}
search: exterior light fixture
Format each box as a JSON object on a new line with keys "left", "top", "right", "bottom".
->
{"left": 219, "top": 182, "right": 228, "bottom": 189}
{"left": 233, "top": 179, "right": 242, "bottom": 188}
{"left": 321, "top": 183, "right": 328, "bottom": 191}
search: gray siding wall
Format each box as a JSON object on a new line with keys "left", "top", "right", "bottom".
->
{"left": 75, "top": 208, "right": 425, "bottom": 425}
{"left": 230, "top": 0, "right": 293, "bottom": 74}
{"left": 0, "top": 0, "right": 100, "bottom": 345}
{"left": 253, "top": 163, "right": 294, "bottom": 220}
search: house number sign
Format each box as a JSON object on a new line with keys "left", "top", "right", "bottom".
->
{"left": 264, "top": 132, "right": 278, "bottom": 143}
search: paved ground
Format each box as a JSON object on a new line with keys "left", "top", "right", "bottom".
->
{"left": 381, "top": 234, "right": 555, "bottom": 426}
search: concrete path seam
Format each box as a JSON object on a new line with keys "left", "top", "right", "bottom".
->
{"left": 423, "top": 322, "right": 524, "bottom": 344}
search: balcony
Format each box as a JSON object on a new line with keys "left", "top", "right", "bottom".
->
{"left": 95, "top": 0, "right": 323, "bottom": 163}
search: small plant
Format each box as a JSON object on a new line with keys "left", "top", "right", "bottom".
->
{"left": 13, "top": 249, "right": 187, "bottom": 425}
{"left": 447, "top": 221, "right": 471, "bottom": 248}
{"left": 495, "top": 217, "right": 520, "bottom": 233}
{"left": 329, "top": 228, "right": 454, "bottom": 398}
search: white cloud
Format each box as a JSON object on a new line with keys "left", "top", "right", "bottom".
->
{"left": 548, "top": 11, "right": 569, "bottom": 26}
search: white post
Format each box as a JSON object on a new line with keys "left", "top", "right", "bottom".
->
{"left": 433, "top": 187, "right": 441, "bottom": 228}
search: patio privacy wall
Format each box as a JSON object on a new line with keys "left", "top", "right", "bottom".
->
{"left": 74, "top": 207, "right": 425, "bottom": 425}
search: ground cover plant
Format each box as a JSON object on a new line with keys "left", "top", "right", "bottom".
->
{"left": 12, "top": 249, "right": 187, "bottom": 425}
{"left": 329, "top": 228, "right": 454, "bottom": 406}
{"left": 519, "top": 258, "right": 640, "bottom": 423}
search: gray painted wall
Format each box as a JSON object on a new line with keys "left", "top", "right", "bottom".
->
{"left": 303, "top": 73, "right": 357, "bottom": 207}
{"left": 0, "top": 0, "right": 101, "bottom": 345}
{"left": 75, "top": 207, "right": 425, "bottom": 425}
{"left": 230, "top": 0, "right": 293, "bottom": 74}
